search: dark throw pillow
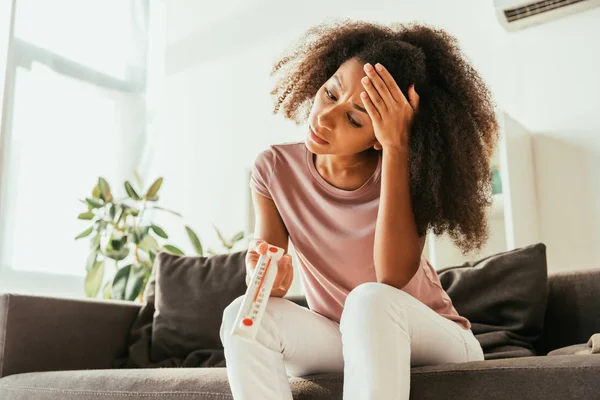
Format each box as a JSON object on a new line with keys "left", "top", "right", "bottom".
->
{"left": 437, "top": 243, "right": 548, "bottom": 360}
{"left": 113, "top": 250, "right": 247, "bottom": 368}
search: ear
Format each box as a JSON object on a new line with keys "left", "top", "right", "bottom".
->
{"left": 373, "top": 141, "right": 383, "bottom": 151}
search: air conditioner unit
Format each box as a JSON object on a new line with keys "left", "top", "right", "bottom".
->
{"left": 494, "top": 0, "right": 600, "bottom": 31}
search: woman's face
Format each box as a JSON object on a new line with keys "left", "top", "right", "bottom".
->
{"left": 306, "top": 57, "right": 380, "bottom": 155}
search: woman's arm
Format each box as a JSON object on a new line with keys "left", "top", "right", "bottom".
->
{"left": 251, "top": 190, "right": 293, "bottom": 297}
{"left": 252, "top": 191, "right": 289, "bottom": 252}
{"left": 374, "top": 148, "right": 425, "bottom": 289}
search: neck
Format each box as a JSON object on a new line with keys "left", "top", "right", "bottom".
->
{"left": 314, "top": 148, "right": 380, "bottom": 190}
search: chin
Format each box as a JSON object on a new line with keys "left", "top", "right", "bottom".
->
{"left": 304, "top": 138, "right": 328, "bottom": 155}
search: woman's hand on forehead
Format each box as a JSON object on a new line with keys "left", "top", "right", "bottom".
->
{"left": 360, "top": 62, "right": 419, "bottom": 152}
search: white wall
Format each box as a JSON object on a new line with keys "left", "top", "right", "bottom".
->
{"left": 500, "top": 9, "right": 600, "bottom": 273}
{"left": 159, "top": 0, "right": 600, "bottom": 274}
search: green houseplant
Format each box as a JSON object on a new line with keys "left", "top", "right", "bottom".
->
{"left": 75, "top": 174, "right": 245, "bottom": 302}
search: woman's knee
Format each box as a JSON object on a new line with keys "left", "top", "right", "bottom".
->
{"left": 219, "top": 295, "right": 294, "bottom": 347}
{"left": 341, "top": 282, "right": 410, "bottom": 331}
{"left": 219, "top": 295, "right": 245, "bottom": 345}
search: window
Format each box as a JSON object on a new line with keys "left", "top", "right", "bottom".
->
{"left": 0, "top": 0, "right": 164, "bottom": 291}
{"left": 0, "top": 0, "right": 11, "bottom": 115}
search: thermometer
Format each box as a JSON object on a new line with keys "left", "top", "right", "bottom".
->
{"left": 231, "top": 244, "right": 285, "bottom": 340}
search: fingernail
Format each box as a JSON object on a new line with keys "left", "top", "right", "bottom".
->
{"left": 364, "top": 63, "right": 373, "bottom": 72}
{"left": 375, "top": 63, "right": 383, "bottom": 71}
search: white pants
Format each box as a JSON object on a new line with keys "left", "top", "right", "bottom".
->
{"left": 219, "top": 282, "right": 484, "bottom": 400}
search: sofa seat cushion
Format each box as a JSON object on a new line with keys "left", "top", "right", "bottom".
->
{"left": 0, "top": 368, "right": 340, "bottom": 400}
{"left": 548, "top": 333, "right": 600, "bottom": 356}
{"left": 0, "top": 355, "right": 599, "bottom": 400}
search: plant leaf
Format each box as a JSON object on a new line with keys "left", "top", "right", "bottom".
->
{"left": 150, "top": 206, "right": 182, "bottom": 218}
{"left": 134, "top": 226, "right": 150, "bottom": 244}
{"left": 104, "top": 234, "right": 130, "bottom": 261}
{"left": 148, "top": 250, "right": 156, "bottom": 263}
{"left": 102, "top": 279, "right": 112, "bottom": 299}
{"left": 111, "top": 264, "right": 132, "bottom": 300}
{"left": 85, "top": 250, "right": 97, "bottom": 273}
{"left": 140, "top": 257, "right": 153, "bottom": 270}
{"left": 185, "top": 226, "right": 203, "bottom": 256}
{"left": 108, "top": 203, "right": 116, "bottom": 220}
{"left": 84, "top": 260, "right": 105, "bottom": 298}
{"left": 114, "top": 205, "right": 125, "bottom": 223}
{"left": 151, "top": 224, "right": 168, "bottom": 239}
{"left": 124, "top": 181, "right": 141, "bottom": 201}
{"left": 75, "top": 226, "right": 94, "bottom": 240}
{"left": 163, "top": 244, "right": 184, "bottom": 256}
{"left": 136, "top": 269, "right": 151, "bottom": 302}
{"left": 106, "top": 247, "right": 130, "bottom": 261}
{"left": 85, "top": 197, "right": 104, "bottom": 209}
{"left": 78, "top": 211, "right": 95, "bottom": 220}
{"left": 122, "top": 207, "right": 140, "bottom": 224}
{"left": 213, "top": 225, "right": 231, "bottom": 249}
{"left": 95, "top": 220, "right": 108, "bottom": 233}
{"left": 90, "top": 234, "right": 101, "bottom": 250}
{"left": 113, "top": 236, "right": 126, "bottom": 251}
{"left": 145, "top": 177, "right": 163, "bottom": 201}
{"left": 134, "top": 169, "right": 144, "bottom": 190}
{"left": 131, "top": 226, "right": 147, "bottom": 244}
{"left": 92, "top": 185, "right": 102, "bottom": 200}
{"left": 231, "top": 231, "right": 245, "bottom": 243}
{"left": 138, "top": 233, "right": 159, "bottom": 253}
{"left": 98, "top": 177, "right": 113, "bottom": 202}
{"left": 126, "top": 264, "right": 146, "bottom": 301}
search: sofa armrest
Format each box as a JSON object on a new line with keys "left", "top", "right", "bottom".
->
{"left": 534, "top": 267, "right": 600, "bottom": 355}
{"left": 0, "top": 292, "right": 141, "bottom": 378}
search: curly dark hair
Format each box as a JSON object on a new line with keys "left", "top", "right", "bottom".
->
{"left": 269, "top": 19, "right": 500, "bottom": 255}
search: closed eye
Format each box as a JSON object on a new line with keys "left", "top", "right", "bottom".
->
{"left": 324, "top": 87, "right": 363, "bottom": 128}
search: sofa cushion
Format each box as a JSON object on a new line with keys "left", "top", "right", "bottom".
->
{"left": 151, "top": 251, "right": 247, "bottom": 363}
{"left": 534, "top": 268, "right": 600, "bottom": 356}
{"left": 113, "top": 251, "right": 247, "bottom": 368}
{"left": 548, "top": 333, "right": 600, "bottom": 356}
{"left": 2, "top": 355, "right": 599, "bottom": 400}
{"left": 437, "top": 243, "right": 548, "bottom": 359}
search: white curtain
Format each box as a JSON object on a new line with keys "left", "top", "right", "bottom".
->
{"left": 0, "top": 0, "right": 12, "bottom": 118}
{"left": 0, "top": 0, "right": 164, "bottom": 297}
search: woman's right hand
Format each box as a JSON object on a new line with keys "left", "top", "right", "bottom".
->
{"left": 245, "top": 239, "right": 293, "bottom": 297}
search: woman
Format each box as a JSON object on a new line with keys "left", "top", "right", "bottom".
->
{"left": 220, "top": 19, "right": 498, "bottom": 400}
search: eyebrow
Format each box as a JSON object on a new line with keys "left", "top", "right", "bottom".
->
{"left": 333, "top": 75, "right": 368, "bottom": 115}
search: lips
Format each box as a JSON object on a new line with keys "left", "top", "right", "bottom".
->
{"left": 309, "top": 126, "right": 328, "bottom": 144}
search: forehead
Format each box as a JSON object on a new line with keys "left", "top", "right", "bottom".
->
{"left": 331, "top": 58, "right": 367, "bottom": 93}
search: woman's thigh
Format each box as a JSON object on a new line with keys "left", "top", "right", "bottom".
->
{"left": 258, "top": 297, "right": 345, "bottom": 377}
{"left": 394, "top": 291, "right": 484, "bottom": 366}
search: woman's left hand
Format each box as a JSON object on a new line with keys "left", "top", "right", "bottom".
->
{"left": 360, "top": 63, "right": 420, "bottom": 152}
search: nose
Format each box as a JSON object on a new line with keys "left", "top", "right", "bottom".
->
{"left": 317, "top": 109, "right": 334, "bottom": 131}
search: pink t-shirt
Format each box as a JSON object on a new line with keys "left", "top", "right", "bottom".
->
{"left": 250, "top": 142, "right": 471, "bottom": 331}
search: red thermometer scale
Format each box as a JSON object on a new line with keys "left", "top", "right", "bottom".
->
{"left": 231, "top": 244, "right": 285, "bottom": 340}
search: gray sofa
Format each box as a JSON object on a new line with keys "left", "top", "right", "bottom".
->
{"left": 1, "top": 268, "right": 599, "bottom": 400}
